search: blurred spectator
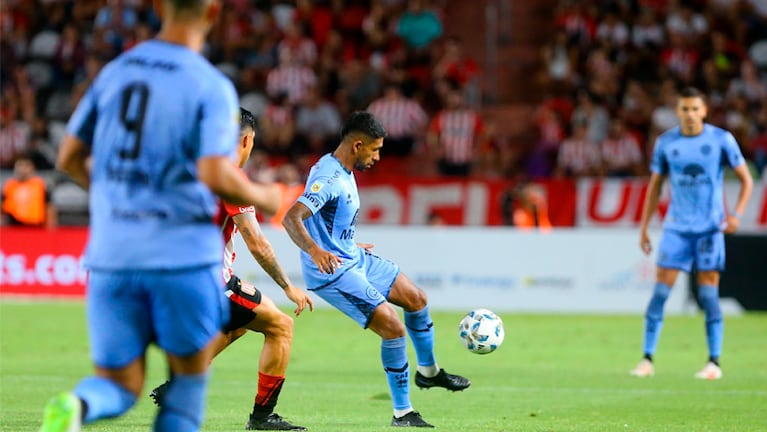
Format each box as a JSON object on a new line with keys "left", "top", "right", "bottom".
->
{"left": 527, "top": 104, "right": 565, "bottom": 178}
{"left": 0, "top": 102, "right": 31, "bottom": 169}
{"left": 665, "top": 1, "right": 708, "bottom": 45}
{"left": 295, "top": 86, "right": 342, "bottom": 154}
{"left": 500, "top": 182, "right": 552, "bottom": 231}
{"left": 706, "top": 30, "right": 744, "bottom": 80}
{"left": 631, "top": 7, "right": 665, "bottom": 51}
{"left": 584, "top": 46, "right": 620, "bottom": 106}
{"left": 294, "top": 0, "right": 334, "bottom": 49}
{"left": 1, "top": 156, "right": 56, "bottom": 228}
{"left": 571, "top": 90, "right": 609, "bottom": 145}
{"left": 52, "top": 23, "right": 86, "bottom": 89}
{"left": 600, "top": 118, "right": 645, "bottom": 177}
{"left": 660, "top": 31, "right": 699, "bottom": 84}
{"left": 259, "top": 92, "right": 295, "bottom": 156}
{"left": 620, "top": 80, "right": 654, "bottom": 133}
{"left": 27, "top": 117, "right": 57, "bottom": 170}
{"left": 596, "top": 9, "right": 629, "bottom": 50}
{"left": 427, "top": 88, "right": 484, "bottom": 177}
{"left": 426, "top": 211, "right": 446, "bottom": 226}
{"left": 540, "top": 30, "right": 577, "bottom": 89}
{"left": 433, "top": 36, "right": 480, "bottom": 108}
{"left": 366, "top": 83, "right": 427, "bottom": 156}
{"left": 726, "top": 59, "right": 767, "bottom": 105}
{"left": 396, "top": 0, "right": 442, "bottom": 50}
{"left": 649, "top": 79, "right": 680, "bottom": 143}
{"left": 278, "top": 22, "right": 317, "bottom": 67}
{"left": 362, "top": 1, "right": 394, "bottom": 55}
{"left": 555, "top": 119, "right": 602, "bottom": 178}
{"left": 336, "top": 59, "right": 380, "bottom": 113}
{"left": 266, "top": 49, "right": 317, "bottom": 105}
{"left": 554, "top": 1, "right": 596, "bottom": 51}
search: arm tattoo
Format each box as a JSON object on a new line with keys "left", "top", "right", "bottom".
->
{"left": 234, "top": 213, "right": 291, "bottom": 289}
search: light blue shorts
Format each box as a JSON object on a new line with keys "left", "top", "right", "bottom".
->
{"left": 311, "top": 250, "right": 400, "bottom": 328}
{"left": 86, "top": 264, "right": 229, "bottom": 368}
{"left": 657, "top": 229, "right": 725, "bottom": 273}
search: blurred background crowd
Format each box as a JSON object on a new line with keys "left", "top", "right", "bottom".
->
{"left": 1, "top": 0, "right": 766, "bottom": 227}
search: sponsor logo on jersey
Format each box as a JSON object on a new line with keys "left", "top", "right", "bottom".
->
{"left": 310, "top": 182, "right": 323, "bottom": 193}
{"left": 679, "top": 163, "right": 711, "bottom": 187}
{"left": 302, "top": 192, "right": 321, "bottom": 207}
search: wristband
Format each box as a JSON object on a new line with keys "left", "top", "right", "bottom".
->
{"left": 732, "top": 212, "right": 742, "bottom": 219}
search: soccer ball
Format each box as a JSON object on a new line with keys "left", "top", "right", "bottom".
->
{"left": 458, "top": 309, "right": 504, "bottom": 354}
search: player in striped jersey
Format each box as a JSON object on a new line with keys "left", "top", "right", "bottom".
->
{"left": 150, "top": 108, "right": 312, "bottom": 431}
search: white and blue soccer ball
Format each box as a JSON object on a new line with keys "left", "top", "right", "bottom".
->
{"left": 458, "top": 309, "right": 504, "bottom": 354}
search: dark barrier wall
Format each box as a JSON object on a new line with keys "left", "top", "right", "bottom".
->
{"left": 719, "top": 234, "right": 767, "bottom": 311}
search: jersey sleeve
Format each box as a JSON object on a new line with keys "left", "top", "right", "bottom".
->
{"left": 65, "top": 84, "right": 98, "bottom": 147}
{"left": 722, "top": 131, "right": 745, "bottom": 168}
{"left": 223, "top": 202, "right": 256, "bottom": 217}
{"left": 649, "top": 137, "right": 668, "bottom": 174}
{"left": 198, "top": 76, "right": 239, "bottom": 158}
{"left": 296, "top": 174, "right": 338, "bottom": 214}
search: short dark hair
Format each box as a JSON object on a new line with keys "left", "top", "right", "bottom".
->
{"left": 240, "top": 107, "right": 256, "bottom": 132}
{"left": 679, "top": 86, "right": 705, "bottom": 100}
{"left": 341, "top": 111, "right": 387, "bottom": 141}
{"left": 164, "top": 0, "right": 209, "bottom": 16}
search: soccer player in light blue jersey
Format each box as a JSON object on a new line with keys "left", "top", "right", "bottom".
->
{"left": 282, "top": 112, "right": 470, "bottom": 428}
{"left": 630, "top": 87, "right": 754, "bottom": 380}
{"left": 39, "top": 1, "right": 277, "bottom": 431}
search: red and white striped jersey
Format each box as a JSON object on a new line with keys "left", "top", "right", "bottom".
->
{"left": 367, "top": 98, "right": 427, "bottom": 138}
{"left": 266, "top": 65, "right": 317, "bottom": 105}
{"left": 557, "top": 138, "right": 601, "bottom": 175}
{"left": 601, "top": 134, "right": 643, "bottom": 171}
{"left": 429, "top": 109, "right": 484, "bottom": 164}
{"left": 216, "top": 201, "right": 256, "bottom": 282}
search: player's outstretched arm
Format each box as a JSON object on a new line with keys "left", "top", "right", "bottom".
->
{"left": 233, "top": 211, "right": 313, "bottom": 315}
{"left": 282, "top": 202, "right": 343, "bottom": 274}
{"left": 198, "top": 156, "right": 279, "bottom": 208}
{"left": 638, "top": 172, "right": 665, "bottom": 255}
{"left": 57, "top": 135, "right": 91, "bottom": 190}
{"left": 724, "top": 163, "right": 754, "bottom": 234}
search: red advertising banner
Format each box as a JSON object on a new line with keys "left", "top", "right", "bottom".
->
{"left": 356, "top": 177, "right": 577, "bottom": 226}
{"left": 0, "top": 227, "right": 88, "bottom": 296}
{"left": 576, "top": 179, "right": 767, "bottom": 232}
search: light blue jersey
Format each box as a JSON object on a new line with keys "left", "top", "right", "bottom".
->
{"left": 66, "top": 40, "right": 240, "bottom": 270}
{"left": 650, "top": 124, "right": 745, "bottom": 234}
{"left": 296, "top": 153, "right": 362, "bottom": 288}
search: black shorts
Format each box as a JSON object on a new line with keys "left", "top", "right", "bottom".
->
{"left": 223, "top": 275, "right": 263, "bottom": 333}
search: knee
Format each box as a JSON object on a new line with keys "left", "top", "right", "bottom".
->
{"left": 404, "top": 288, "right": 428, "bottom": 312}
{"left": 379, "top": 320, "right": 406, "bottom": 340}
{"left": 370, "top": 306, "right": 407, "bottom": 339}
{"left": 268, "top": 312, "right": 294, "bottom": 342}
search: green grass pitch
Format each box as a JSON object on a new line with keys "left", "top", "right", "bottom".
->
{"left": 1, "top": 301, "right": 765, "bottom": 431}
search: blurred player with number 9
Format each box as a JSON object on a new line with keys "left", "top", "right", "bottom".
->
{"left": 39, "top": 1, "right": 276, "bottom": 431}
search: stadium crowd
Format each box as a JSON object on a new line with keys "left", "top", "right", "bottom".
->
{"left": 533, "top": 0, "right": 767, "bottom": 179}
{"left": 1, "top": 0, "right": 766, "bottom": 227}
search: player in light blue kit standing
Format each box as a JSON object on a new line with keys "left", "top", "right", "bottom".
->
{"left": 39, "top": 1, "right": 278, "bottom": 431}
{"left": 282, "top": 111, "right": 470, "bottom": 428}
{"left": 630, "top": 87, "right": 753, "bottom": 380}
